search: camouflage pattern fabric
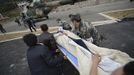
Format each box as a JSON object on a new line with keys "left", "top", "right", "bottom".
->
{"left": 72, "top": 21, "right": 101, "bottom": 45}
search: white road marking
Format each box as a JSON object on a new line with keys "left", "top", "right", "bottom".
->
{"left": 0, "top": 37, "right": 22, "bottom": 43}
{"left": 99, "top": 8, "right": 134, "bottom": 21}
{"left": 91, "top": 20, "right": 117, "bottom": 26}
{"left": 0, "top": 29, "right": 32, "bottom": 36}
{"left": 101, "top": 8, "right": 134, "bottom": 14}
{"left": 0, "top": 34, "right": 41, "bottom": 43}
{"left": 99, "top": 13, "right": 120, "bottom": 21}
{"left": 0, "top": 27, "right": 59, "bottom": 43}
{"left": 0, "top": 26, "right": 59, "bottom": 35}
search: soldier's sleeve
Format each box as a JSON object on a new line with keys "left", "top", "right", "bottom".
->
{"left": 86, "top": 22, "right": 98, "bottom": 38}
{"left": 69, "top": 22, "right": 74, "bottom": 31}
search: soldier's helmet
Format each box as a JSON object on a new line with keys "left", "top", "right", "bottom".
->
{"left": 62, "top": 22, "right": 72, "bottom": 30}
{"left": 71, "top": 13, "right": 81, "bottom": 22}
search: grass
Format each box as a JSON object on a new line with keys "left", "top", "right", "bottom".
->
{"left": 3, "top": 8, "right": 20, "bottom": 18}
{"left": 105, "top": 9, "right": 134, "bottom": 19}
{"left": 0, "top": 8, "right": 20, "bottom": 24}
{"left": 0, "top": 27, "right": 59, "bottom": 42}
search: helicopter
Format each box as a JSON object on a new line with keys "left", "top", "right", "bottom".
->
{"left": 21, "top": 0, "right": 86, "bottom": 21}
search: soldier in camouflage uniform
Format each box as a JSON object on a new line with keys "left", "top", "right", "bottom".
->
{"left": 71, "top": 14, "right": 101, "bottom": 46}
{"left": 25, "top": 6, "right": 37, "bottom": 32}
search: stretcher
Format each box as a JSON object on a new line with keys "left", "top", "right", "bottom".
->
{"left": 54, "top": 31, "right": 134, "bottom": 75}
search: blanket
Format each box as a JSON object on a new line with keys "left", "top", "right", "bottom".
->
{"left": 54, "top": 30, "right": 133, "bottom": 75}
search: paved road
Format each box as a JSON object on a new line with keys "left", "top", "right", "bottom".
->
{"left": 1, "top": 0, "right": 134, "bottom": 33}
{"left": 0, "top": 20, "right": 134, "bottom": 75}
{"left": 0, "top": 38, "right": 79, "bottom": 75}
{"left": 0, "top": 1, "right": 134, "bottom": 75}
{"left": 98, "top": 21, "right": 134, "bottom": 58}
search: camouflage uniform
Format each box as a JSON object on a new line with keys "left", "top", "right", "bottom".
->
{"left": 72, "top": 21, "right": 101, "bottom": 45}
{"left": 57, "top": 20, "right": 72, "bottom": 31}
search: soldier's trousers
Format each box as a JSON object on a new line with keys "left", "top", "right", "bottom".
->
{"left": 0, "top": 28, "right": 6, "bottom": 33}
{"left": 28, "top": 25, "right": 36, "bottom": 32}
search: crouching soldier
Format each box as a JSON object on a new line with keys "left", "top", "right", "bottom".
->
{"left": 70, "top": 14, "right": 101, "bottom": 46}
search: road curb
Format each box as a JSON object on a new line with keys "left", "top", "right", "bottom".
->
{"left": 0, "top": 27, "right": 59, "bottom": 43}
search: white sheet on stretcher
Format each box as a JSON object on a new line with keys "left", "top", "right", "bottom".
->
{"left": 69, "top": 40, "right": 121, "bottom": 74}
{"left": 54, "top": 31, "right": 134, "bottom": 75}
